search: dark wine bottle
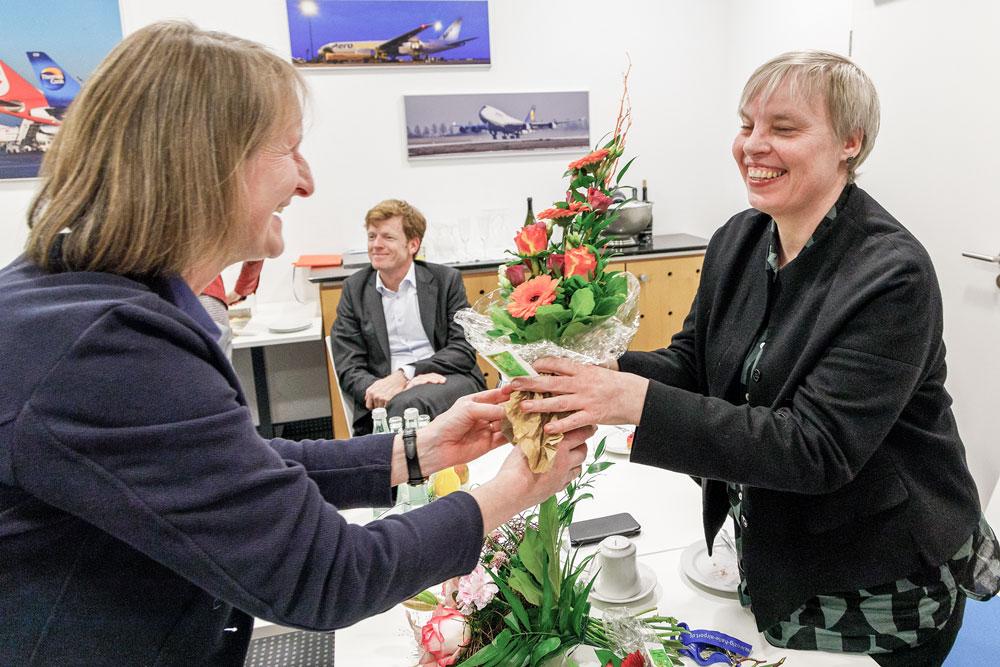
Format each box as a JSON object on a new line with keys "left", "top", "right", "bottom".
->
{"left": 524, "top": 197, "right": 535, "bottom": 226}
{"left": 641, "top": 179, "right": 648, "bottom": 202}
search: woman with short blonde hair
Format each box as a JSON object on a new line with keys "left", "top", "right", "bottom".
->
{"left": 513, "top": 49, "right": 999, "bottom": 666}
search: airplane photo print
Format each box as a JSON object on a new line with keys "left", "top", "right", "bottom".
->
{"left": 286, "top": 0, "right": 490, "bottom": 67}
{"left": 404, "top": 91, "right": 590, "bottom": 159}
{"left": 0, "top": 0, "right": 121, "bottom": 180}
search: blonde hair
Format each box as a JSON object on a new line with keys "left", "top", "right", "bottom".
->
{"left": 739, "top": 50, "right": 880, "bottom": 183}
{"left": 364, "top": 199, "right": 427, "bottom": 241}
{"left": 26, "top": 20, "right": 305, "bottom": 275}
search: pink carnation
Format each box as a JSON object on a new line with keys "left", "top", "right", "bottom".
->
{"left": 456, "top": 564, "right": 498, "bottom": 612}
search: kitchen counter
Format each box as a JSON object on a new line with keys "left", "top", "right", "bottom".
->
{"left": 308, "top": 232, "right": 708, "bottom": 284}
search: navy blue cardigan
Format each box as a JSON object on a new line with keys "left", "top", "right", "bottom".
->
{"left": 0, "top": 257, "right": 483, "bottom": 665}
{"left": 619, "top": 185, "right": 981, "bottom": 630}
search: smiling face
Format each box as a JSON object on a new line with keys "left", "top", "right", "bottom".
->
{"left": 367, "top": 215, "right": 420, "bottom": 278}
{"left": 239, "top": 118, "right": 315, "bottom": 261}
{"left": 732, "top": 79, "right": 861, "bottom": 226}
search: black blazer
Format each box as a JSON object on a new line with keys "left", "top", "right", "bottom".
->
{"left": 619, "top": 185, "right": 981, "bottom": 630}
{"left": 331, "top": 260, "right": 485, "bottom": 419}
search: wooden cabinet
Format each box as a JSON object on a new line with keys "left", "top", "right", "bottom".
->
{"left": 461, "top": 270, "right": 505, "bottom": 391}
{"left": 318, "top": 252, "right": 702, "bottom": 438}
{"left": 625, "top": 255, "right": 703, "bottom": 351}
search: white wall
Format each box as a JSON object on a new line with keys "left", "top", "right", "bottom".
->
{"left": 849, "top": 0, "right": 1000, "bottom": 504}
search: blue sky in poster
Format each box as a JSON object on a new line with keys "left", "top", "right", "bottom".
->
{"left": 286, "top": 0, "right": 490, "bottom": 61}
{"left": 0, "top": 0, "right": 122, "bottom": 127}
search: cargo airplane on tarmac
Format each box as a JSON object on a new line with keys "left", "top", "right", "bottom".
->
{"left": 469, "top": 105, "right": 559, "bottom": 140}
{"left": 315, "top": 18, "right": 475, "bottom": 63}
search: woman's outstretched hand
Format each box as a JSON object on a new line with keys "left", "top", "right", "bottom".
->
{"left": 508, "top": 356, "right": 648, "bottom": 434}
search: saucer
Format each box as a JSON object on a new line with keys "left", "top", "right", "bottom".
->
{"left": 267, "top": 320, "right": 311, "bottom": 334}
{"left": 680, "top": 540, "right": 740, "bottom": 596}
{"left": 589, "top": 562, "right": 657, "bottom": 604}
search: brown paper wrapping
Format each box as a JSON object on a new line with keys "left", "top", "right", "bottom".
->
{"left": 501, "top": 390, "right": 567, "bottom": 473}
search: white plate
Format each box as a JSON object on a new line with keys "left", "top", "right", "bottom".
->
{"left": 267, "top": 320, "right": 312, "bottom": 334}
{"left": 588, "top": 562, "right": 658, "bottom": 604}
{"left": 680, "top": 539, "right": 740, "bottom": 596}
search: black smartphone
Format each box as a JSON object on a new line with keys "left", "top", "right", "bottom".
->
{"left": 568, "top": 513, "right": 641, "bottom": 547}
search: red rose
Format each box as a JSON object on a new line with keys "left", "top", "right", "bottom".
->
{"left": 514, "top": 221, "right": 548, "bottom": 256}
{"left": 505, "top": 262, "right": 528, "bottom": 287}
{"left": 546, "top": 253, "right": 564, "bottom": 275}
{"left": 563, "top": 246, "right": 597, "bottom": 279}
{"left": 587, "top": 187, "right": 613, "bottom": 212}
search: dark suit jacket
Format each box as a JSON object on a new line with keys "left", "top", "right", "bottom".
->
{"left": 618, "top": 184, "right": 981, "bottom": 630}
{"left": 331, "top": 260, "right": 485, "bottom": 421}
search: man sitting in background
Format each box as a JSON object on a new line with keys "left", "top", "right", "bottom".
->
{"left": 331, "top": 199, "right": 485, "bottom": 434}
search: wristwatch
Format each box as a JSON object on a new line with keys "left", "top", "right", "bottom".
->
{"left": 402, "top": 427, "right": 426, "bottom": 486}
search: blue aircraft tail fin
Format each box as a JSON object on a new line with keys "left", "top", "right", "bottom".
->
{"left": 26, "top": 51, "right": 81, "bottom": 109}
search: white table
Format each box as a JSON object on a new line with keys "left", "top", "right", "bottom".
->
{"left": 231, "top": 307, "right": 322, "bottom": 438}
{"left": 331, "top": 428, "right": 875, "bottom": 665}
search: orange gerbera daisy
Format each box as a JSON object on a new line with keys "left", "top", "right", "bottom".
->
{"left": 567, "top": 148, "right": 609, "bottom": 170}
{"left": 507, "top": 275, "right": 559, "bottom": 320}
{"left": 536, "top": 207, "right": 576, "bottom": 220}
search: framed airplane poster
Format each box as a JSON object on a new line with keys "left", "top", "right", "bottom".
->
{"left": 286, "top": 0, "right": 490, "bottom": 67}
{"left": 403, "top": 91, "right": 590, "bottom": 159}
{"left": 0, "top": 0, "right": 122, "bottom": 180}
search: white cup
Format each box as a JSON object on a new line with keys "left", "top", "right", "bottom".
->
{"left": 594, "top": 535, "right": 641, "bottom": 600}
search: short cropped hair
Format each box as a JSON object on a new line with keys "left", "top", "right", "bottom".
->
{"left": 364, "top": 199, "right": 427, "bottom": 242}
{"left": 739, "top": 50, "right": 880, "bottom": 183}
{"left": 26, "top": 20, "right": 306, "bottom": 276}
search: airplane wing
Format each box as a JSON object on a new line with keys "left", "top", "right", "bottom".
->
{"left": 378, "top": 23, "right": 432, "bottom": 57}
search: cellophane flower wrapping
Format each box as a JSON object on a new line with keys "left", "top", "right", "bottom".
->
{"left": 455, "top": 272, "right": 640, "bottom": 368}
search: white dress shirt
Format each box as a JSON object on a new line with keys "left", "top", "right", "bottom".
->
{"left": 375, "top": 262, "right": 435, "bottom": 379}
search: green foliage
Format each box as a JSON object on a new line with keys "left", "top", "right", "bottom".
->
{"left": 458, "top": 444, "right": 619, "bottom": 666}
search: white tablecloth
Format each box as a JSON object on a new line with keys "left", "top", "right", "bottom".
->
{"left": 330, "top": 427, "right": 875, "bottom": 665}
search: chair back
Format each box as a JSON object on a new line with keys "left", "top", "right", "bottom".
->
{"left": 324, "top": 336, "right": 355, "bottom": 437}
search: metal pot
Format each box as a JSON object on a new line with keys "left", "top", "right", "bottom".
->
{"left": 607, "top": 200, "right": 653, "bottom": 237}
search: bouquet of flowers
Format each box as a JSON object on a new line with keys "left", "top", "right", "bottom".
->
{"left": 455, "top": 78, "right": 642, "bottom": 375}
{"left": 455, "top": 75, "right": 643, "bottom": 473}
{"left": 406, "top": 442, "right": 689, "bottom": 666}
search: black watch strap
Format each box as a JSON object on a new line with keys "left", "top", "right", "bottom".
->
{"left": 402, "top": 427, "right": 425, "bottom": 486}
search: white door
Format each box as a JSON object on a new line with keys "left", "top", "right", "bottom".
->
{"left": 851, "top": 0, "right": 1000, "bottom": 503}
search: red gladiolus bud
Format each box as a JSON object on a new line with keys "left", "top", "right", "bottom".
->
{"left": 546, "top": 253, "right": 564, "bottom": 274}
{"left": 564, "top": 246, "right": 597, "bottom": 279}
{"left": 514, "top": 221, "right": 548, "bottom": 256}
{"left": 505, "top": 262, "right": 528, "bottom": 287}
